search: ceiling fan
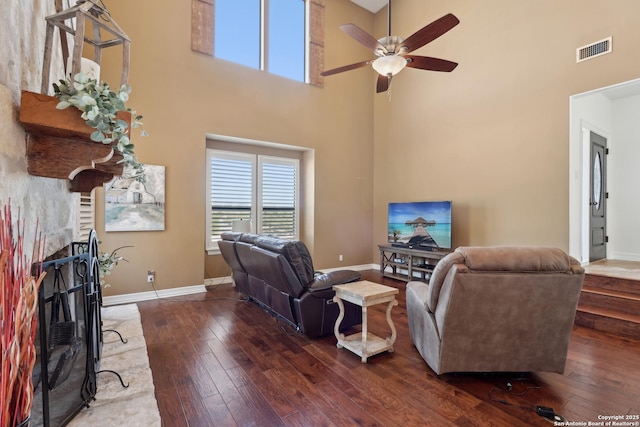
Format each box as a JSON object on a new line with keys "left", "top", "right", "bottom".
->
{"left": 321, "top": 1, "right": 460, "bottom": 93}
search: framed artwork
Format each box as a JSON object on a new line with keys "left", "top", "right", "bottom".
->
{"left": 105, "top": 164, "right": 165, "bottom": 232}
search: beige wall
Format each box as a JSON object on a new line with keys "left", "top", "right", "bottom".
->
{"left": 15, "top": 0, "right": 638, "bottom": 295}
{"left": 97, "top": 0, "right": 375, "bottom": 295}
{"left": 372, "top": 0, "right": 640, "bottom": 261}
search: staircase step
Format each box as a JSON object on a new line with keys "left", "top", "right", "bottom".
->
{"left": 579, "top": 287, "right": 640, "bottom": 316}
{"left": 583, "top": 273, "right": 640, "bottom": 296}
{"left": 577, "top": 270, "right": 640, "bottom": 340}
{"left": 575, "top": 305, "right": 640, "bottom": 341}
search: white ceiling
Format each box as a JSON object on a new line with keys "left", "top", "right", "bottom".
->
{"left": 350, "top": 0, "right": 387, "bottom": 14}
{"left": 601, "top": 79, "right": 640, "bottom": 100}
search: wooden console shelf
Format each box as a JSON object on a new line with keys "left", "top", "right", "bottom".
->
{"left": 379, "top": 244, "right": 450, "bottom": 283}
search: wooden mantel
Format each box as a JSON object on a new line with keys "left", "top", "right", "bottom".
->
{"left": 19, "top": 90, "right": 128, "bottom": 192}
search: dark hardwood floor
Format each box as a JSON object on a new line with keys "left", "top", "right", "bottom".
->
{"left": 137, "top": 271, "right": 640, "bottom": 426}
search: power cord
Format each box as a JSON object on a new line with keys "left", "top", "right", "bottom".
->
{"left": 148, "top": 277, "right": 160, "bottom": 299}
{"left": 488, "top": 377, "right": 566, "bottom": 423}
{"left": 489, "top": 376, "right": 540, "bottom": 398}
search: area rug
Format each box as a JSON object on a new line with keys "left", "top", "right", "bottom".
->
{"left": 68, "top": 304, "right": 161, "bottom": 426}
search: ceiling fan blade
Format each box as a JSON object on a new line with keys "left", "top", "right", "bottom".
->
{"left": 405, "top": 55, "right": 458, "bottom": 72}
{"left": 401, "top": 13, "right": 460, "bottom": 53}
{"left": 376, "top": 74, "right": 390, "bottom": 93}
{"left": 321, "top": 59, "right": 374, "bottom": 76}
{"left": 340, "top": 23, "right": 386, "bottom": 53}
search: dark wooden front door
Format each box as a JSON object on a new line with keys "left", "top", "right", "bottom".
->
{"left": 589, "top": 131, "right": 607, "bottom": 262}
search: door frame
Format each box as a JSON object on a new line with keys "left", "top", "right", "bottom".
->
{"left": 569, "top": 116, "right": 610, "bottom": 264}
{"left": 569, "top": 76, "right": 640, "bottom": 264}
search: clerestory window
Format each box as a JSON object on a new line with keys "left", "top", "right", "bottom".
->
{"left": 214, "top": 0, "right": 306, "bottom": 82}
{"left": 191, "top": 0, "right": 325, "bottom": 87}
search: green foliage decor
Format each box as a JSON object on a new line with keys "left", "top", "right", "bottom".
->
{"left": 98, "top": 244, "right": 131, "bottom": 288}
{"left": 52, "top": 72, "right": 148, "bottom": 180}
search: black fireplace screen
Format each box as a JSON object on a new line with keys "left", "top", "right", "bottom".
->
{"left": 31, "top": 231, "right": 103, "bottom": 427}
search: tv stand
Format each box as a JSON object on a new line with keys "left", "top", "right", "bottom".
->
{"left": 379, "top": 244, "right": 450, "bottom": 283}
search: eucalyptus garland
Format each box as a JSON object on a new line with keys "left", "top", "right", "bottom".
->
{"left": 53, "top": 73, "right": 147, "bottom": 181}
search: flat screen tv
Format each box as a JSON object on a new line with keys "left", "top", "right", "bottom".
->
{"left": 388, "top": 201, "right": 452, "bottom": 250}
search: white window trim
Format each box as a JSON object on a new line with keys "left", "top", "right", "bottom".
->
{"left": 260, "top": 0, "right": 266, "bottom": 72}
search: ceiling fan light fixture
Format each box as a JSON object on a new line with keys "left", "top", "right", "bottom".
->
{"left": 321, "top": 11, "right": 460, "bottom": 92}
{"left": 372, "top": 55, "right": 407, "bottom": 76}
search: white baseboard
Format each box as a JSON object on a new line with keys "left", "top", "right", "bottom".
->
{"left": 102, "top": 284, "right": 207, "bottom": 306}
{"left": 204, "top": 276, "right": 233, "bottom": 287}
{"left": 320, "top": 263, "right": 377, "bottom": 273}
{"left": 102, "top": 265, "right": 379, "bottom": 306}
{"left": 608, "top": 251, "right": 640, "bottom": 262}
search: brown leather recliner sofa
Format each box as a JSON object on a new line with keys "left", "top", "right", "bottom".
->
{"left": 406, "top": 246, "right": 585, "bottom": 375}
{"left": 219, "top": 232, "right": 362, "bottom": 337}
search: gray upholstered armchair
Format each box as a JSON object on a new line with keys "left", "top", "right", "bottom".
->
{"left": 406, "top": 246, "right": 584, "bottom": 375}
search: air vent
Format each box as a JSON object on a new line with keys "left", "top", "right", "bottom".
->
{"left": 577, "top": 37, "right": 612, "bottom": 63}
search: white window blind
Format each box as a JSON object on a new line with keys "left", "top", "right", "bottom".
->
{"left": 206, "top": 149, "right": 299, "bottom": 253}
{"left": 75, "top": 191, "right": 95, "bottom": 242}
{"left": 259, "top": 156, "right": 298, "bottom": 239}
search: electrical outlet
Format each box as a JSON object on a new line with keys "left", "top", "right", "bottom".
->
{"left": 338, "top": 254, "right": 343, "bottom": 262}
{"left": 147, "top": 270, "right": 155, "bottom": 283}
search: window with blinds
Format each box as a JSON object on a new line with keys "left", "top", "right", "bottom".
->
{"left": 206, "top": 149, "right": 299, "bottom": 252}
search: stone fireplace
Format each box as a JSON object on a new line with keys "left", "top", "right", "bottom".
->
{"left": 1, "top": 0, "right": 77, "bottom": 260}
{"left": 1, "top": 1, "right": 91, "bottom": 425}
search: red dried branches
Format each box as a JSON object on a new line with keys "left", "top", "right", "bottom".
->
{"left": 1, "top": 202, "right": 46, "bottom": 427}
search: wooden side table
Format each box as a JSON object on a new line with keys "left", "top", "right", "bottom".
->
{"left": 333, "top": 281, "right": 399, "bottom": 363}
